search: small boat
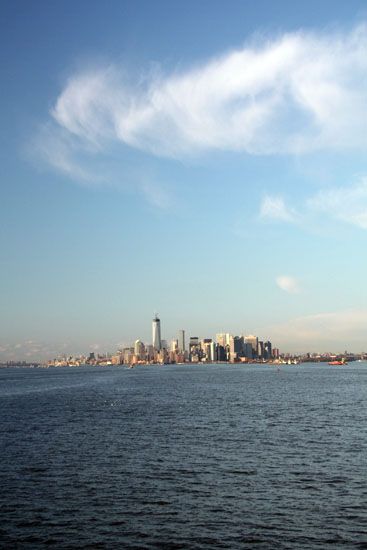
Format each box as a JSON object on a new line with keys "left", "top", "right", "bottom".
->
{"left": 328, "top": 360, "right": 347, "bottom": 365}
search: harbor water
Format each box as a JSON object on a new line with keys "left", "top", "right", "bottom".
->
{"left": 1, "top": 363, "right": 367, "bottom": 548}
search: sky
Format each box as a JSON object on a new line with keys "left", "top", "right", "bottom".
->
{"left": 2, "top": 0, "right": 367, "bottom": 359}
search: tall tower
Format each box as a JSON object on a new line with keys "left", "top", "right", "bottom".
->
{"left": 152, "top": 314, "right": 161, "bottom": 351}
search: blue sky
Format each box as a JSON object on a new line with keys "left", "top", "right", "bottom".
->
{"left": 2, "top": 0, "right": 367, "bottom": 359}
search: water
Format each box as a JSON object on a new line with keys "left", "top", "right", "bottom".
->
{"left": 1, "top": 363, "right": 367, "bottom": 549}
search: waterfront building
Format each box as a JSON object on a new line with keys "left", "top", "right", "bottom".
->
{"left": 264, "top": 341, "right": 272, "bottom": 360}
{"left": 257, "top": 341, "right": 264, "bottom": 359}
{"left": 216, "top": 345, "right": 227, "bottom": 361}
{"left": 189, "top": 337, "right": 201, "bottom": 362}
{"left": 157, "top": 348, "right": 168, "bottom": 364}
{"left": 230, "top": 336, "right": 244, "bottom": 355}
{"left": 245, "top": 335, "right": 258, "bottom": 357}
{"left": 216, "top": 333, "right": 231, "bottom": 347}
{"left": 86, "top": 352, "right": 97, "bottom": 365}
{"left": 111, "top": 353, "right": 123, "bottom": 365}
{"left": 123, "top": 347, "right": 134, "bottom": 364}
{"left": 229, "top": 335, "right": 245, "bottom": 362}
{"left": 134, "top": 339, "right": 145, "bottom": 359}
{"left": 152, "top": 315, "right": 162, "bottom": 351}
{"left": 146, "top": 344, "right": 155, "bottom": 361}
{"left": 201, "top": 338, "right": 215, "bottom": 362}
{"left": 178, "top": 330, "right": 186, "bottom": 353}
{"left": 244, "top": 343, "right": 253, "bottom": 360}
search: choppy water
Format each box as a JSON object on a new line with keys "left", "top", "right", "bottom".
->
{"left": 1, "top": 363, "right": 367, "bottom": 549}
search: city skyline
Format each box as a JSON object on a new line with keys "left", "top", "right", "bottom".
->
{"left": 2, "top": 1, "right": 367, "bottom": 360}
{"left": 1, "top": 311, "right": 365, "bottom": 363}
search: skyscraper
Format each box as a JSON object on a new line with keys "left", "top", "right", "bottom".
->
{"left": 134, "top": 339, "right": 145, "bottom": 359}
{"left": 152, "top": 314, "right": 161, "bottom": 351}
{"left": 245, "top": 335, "right": 258, "bottom": 356}
{"left": 216, "top": 333, "right": 231, "bottom": 347}
{"left": 264, "top": 341, "right": 272, "bottom": 360}
{"left": 178, "top": 329, "right": 185, "bottom": 353}
{"left": 201, "top": 338, "right": 215, "bottom": 362}
{"left": 189, "top": 336, "right": 201, "bottom": 362}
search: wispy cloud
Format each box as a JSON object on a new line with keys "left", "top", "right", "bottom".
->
{"left": 140, "top": 181, "right": 174, "bottom": 210}
{"left": 34, "top": 23, "right": 367, "bottom": 181}
{"left": 276, "top": 275, "right": 301, "bottom": 294}
{"left": 268, "top": 309, "right": 367, "bottom": 352}
{"left": 261, "top": 177, "right": 367, "bottom": 231}
{"left": 307, "top": 177, "right": 367, "bottom": 229}
{"left": 31, "top": 123, "right": 101, "bottom": 183}
{"left": 0, "top": 339, "right": 84, "bottom": 361}
{"left": 260, "top": 195, "right": 297, "bottom": 222}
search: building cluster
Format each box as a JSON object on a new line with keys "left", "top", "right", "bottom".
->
{"left": 39, "top": 315, "right": 367, "bottom": 368}
{"left": 6, "top": 315, "right": 367, "bottom": 367}
{"left": 104, "top": 315, "right": 280, "bottom": 366}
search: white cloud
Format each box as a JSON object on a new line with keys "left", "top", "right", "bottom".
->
{"left": 276, "top": 275, "right": 301, "bottom": 294}
{"left": 260, "top": 177, "right": 367, "bottom": 231}
{"left": 31, "top": 122, "right": 104, "bottom": 183}
{"left": 140, "top": 181, "right": 173, "bottom": 209}
{"left": 307, "top": 177, "right": 367, "bottom": 229}
{"left": 260, "top": 195, "right": 297, "bottom": 222}
{"left": 35, "top": 23, "right": 367, "bottom": 180}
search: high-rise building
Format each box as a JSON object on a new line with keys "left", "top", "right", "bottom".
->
{"left": 146, "top": 344, "right": 155, "bottom": 361}
{"left": 189, "top": 336, "right": 201, "bottom": 362}
{"left": 245, "top": 335, "right": 258, "bottom": 356}
{"left": 201, "top": 338, "right": 215, "bottom": 362}
{"left": 244, "top": 343, "right": 253, "bottom": 359}
{"left": 264, "top": 341, "right": 272, "bottom": 360}
{"left": 230, "top": 336, "right": 244, "bottom": 354}
{"left": 134, "top": 339, "right": 145, "bottom": 359}
{"left": 216, "top": 333, "right": 231, "bottom": 347}
{"left": 178, "top": 330, "right": 186, "bottom": 353}
{"left": 257, "top": 341, "right": 264, "bottom": 359}
{"left": 123, "top": 347, "right": 134, "bottom": 364}
{"left": 216, "top": 345, "right": 227, "bottom": 361}
{"left": 152, "top": 315, "right": 161, "bottom": 351}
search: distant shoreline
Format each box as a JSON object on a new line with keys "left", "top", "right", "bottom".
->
{"left": 1, "top": 359, "right": 366, "bottom": 369}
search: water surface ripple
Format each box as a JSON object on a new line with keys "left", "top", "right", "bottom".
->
{"left": 1, "top": 363, "right": 367, "bottom": 548}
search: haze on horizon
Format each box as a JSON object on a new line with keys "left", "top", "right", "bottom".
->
{"left": 1, "top": 0, "right": 367, "bottom": 360}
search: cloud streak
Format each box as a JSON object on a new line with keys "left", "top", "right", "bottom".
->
{"left": 260, "top": 195, "right": 297, "bottom": 222}
{"left": 267, "top": 309, "right": 367, "bottom": 352}
{"left": 261, "top": 177, "right": 367, "bottom": 231}
{"left": 307, "top": 177, "right": 367, "bottom": 229}
{"left": 35, "top": 23, "right": 367, "bottom": 181}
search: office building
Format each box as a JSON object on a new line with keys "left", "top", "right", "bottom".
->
{"left": 178, "top": 330, "right": 186, "bottom": 353}
{"left": 264, "top": 341, "right": 272, "bottom": 360}
{"left": 152, "top": 315, "right": 162, "bottom": 351}
{"left": 134, "top": 339, "right": 145, "bottom": 359}
{"left": 189, "top": 337, "right": 201, "bottom": 362}
{"left": 245, "top": 335, "right": 258, "bottom": 357}
{"left": 216, "top": 333, "right": 231, "bottom": 347}
{"left": 201, "top": 338, "right": 215, "bottom": 362}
